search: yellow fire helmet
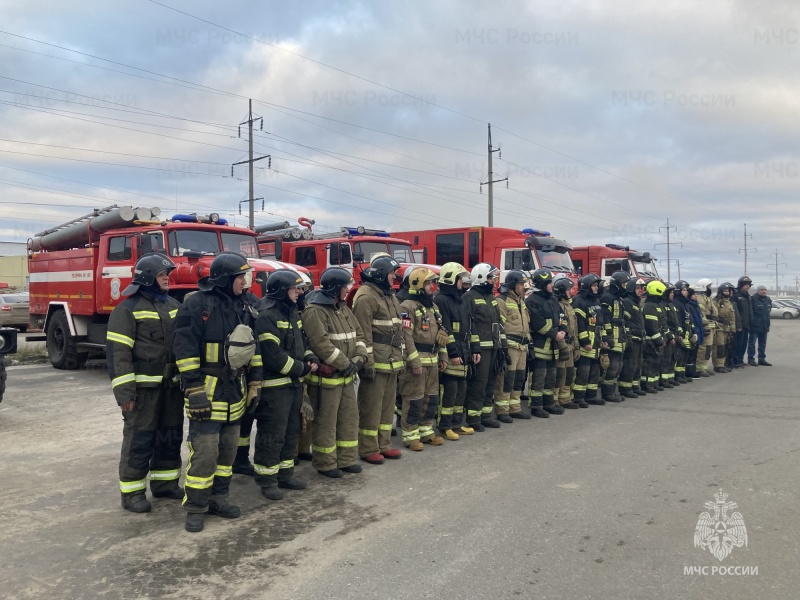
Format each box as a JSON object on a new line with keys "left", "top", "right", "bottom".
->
{"left": 407, "top": 266, "right": 439, "bottom": 292}
{"left": 439, "top": 262, "right": 469, "bottom": 286}
{"left": 646, "top": 279, "right": 666, "bottom": 297}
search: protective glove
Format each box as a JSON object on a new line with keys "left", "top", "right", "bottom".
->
{"left": 504, "top": 349, "right": 513, "bottom": 366}
{"left": 341, "top": 360, "right": 359, "bottom": 377}
{"left": 246, "top": 381, "right": 262, "bottom": 408}
{"left": 691, "top": 334, "right": 698, "bottom": 344}
{"left": 361, "top": 365, "right": 376, "bottom": 380}
{"left": 436, "top": 328, "right": 449, "bottom": 348}
{"left": 317, "top": 363, "right": 336, "bottom": 377}
{"left": 185, "top": 386, "right": 212, "bottom": 420}
{"left": 573, "top": 347, "right": 582, "bottom": 362}
{"left": 300, "top": 398, "right": 314, "bottom": 422}
{"left": 599, "top": 353, "right": 610, "bottom": 370}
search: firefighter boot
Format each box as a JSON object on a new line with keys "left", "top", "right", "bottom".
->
{"left": 601, "top": 383, "right": 620, "bottom": 403}
{"left": 278, "top": 477, "right": 307, "bottom": 490}
{"left": 424, "top": 435, "right": 444, "bottom": 446}
{"left": 543, "top": 395, "right": 564, "bottom": 415}
{"left": 510, "top": 410, "right": 532, "bottom": 419}
{"left": 497, "top": 413, "right": 514, "bottom": 424}
{"left": 185, "top": 512, "right": 204, "bottom": 533}
{"left": 262, "top": 484, "right": 284, "bottom": 501}
{"left": 585, "top": 389, "right": 605, "bottom": 406}
{"left": 409, "top": 440, "right": 424, "bottom": 451}
{"left": 443, "top": 429, "right": 460, "bottom": 441}
{"left": 152, "top": 487, "right": 184, "bottom": 500}
{"left": 232, "top": 446, "right": 255, "bottom": 476}
{"left": 207, "top": 497, "right": 241, "bottom": 519}
{"left": 454, "top": 425, "right": 475, "bottom": 435}
{"left": 612, "top": 383, "right": 625, "bottom": 402}
{"left": 121, "top": 493, "right": 151, "bottom": 513}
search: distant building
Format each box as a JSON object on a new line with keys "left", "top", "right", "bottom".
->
{"left": 0, "top": 242, "right": 29, "bottom": 288}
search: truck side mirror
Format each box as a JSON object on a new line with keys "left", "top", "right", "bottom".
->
{"left": 274, "top": 238, "right": 283, "bottom": 261}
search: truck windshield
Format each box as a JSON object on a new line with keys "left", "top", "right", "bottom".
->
{"left": 352, "top": 241, "right": 414, "bottom": 264}
{"left": 535, "top": 249, "right": 575, "bottom": 273}
{"left": 167, "top": 230, "right": 259, "bottom": 258}
{"left": 633, "top": 260, "right": 659, "bottom": 278}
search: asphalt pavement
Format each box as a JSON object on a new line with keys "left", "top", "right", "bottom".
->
{"left": 0, "top": 321, "right": 797, "bottom": 599}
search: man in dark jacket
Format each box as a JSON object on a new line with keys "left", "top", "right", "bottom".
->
{"left": 600, "top": 271, "right": 630, "bottom": 402}
{"left": 525, "top": 268, "right": 567, "bottom": 417}
{"left": 731, "top": 276, "right": 753, "bottom": 367}
{"left": 747, "top": 285, "right": 772, "bottom": 366}
{"left": 252, "top": 270, "right": 319, "bottom": 501}
{"left": 173, "top": 252, "right": 262, "bottom": 532}
{"left": 107, "top": 253, "right": 183, "bottom": 513}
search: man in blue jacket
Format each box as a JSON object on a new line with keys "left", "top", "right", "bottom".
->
{"left": 747, "top": 285, "right": 772, "bottom": 366}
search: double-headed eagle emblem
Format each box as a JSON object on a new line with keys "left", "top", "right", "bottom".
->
{"left": 694, "top": 489, "right": 748, "bottom": 561}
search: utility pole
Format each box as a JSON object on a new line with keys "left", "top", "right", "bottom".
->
{"left": 676, "top": 259, "right": 682, "bottom": 280}
{"left": 768, "top": 249, "right": 786, "bottom": 296}
{"left": 231, "top": 99, "right": 270, "bottom": 229}
{"left": 655, "top": 218, "right": 682, "bottom": 282}
{"left": 480, "top": 123, "right": 508, "bottom": 227}
{"left": 795, "top": 275, "right": 800, "bottom": 299}
{"left": 739, "top": 223, "right": 756, "bottom": 276}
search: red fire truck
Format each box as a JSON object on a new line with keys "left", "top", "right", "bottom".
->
{"left": 28, "top": 205, "right": 307, "bottom": 370}
{"left": 391, "top": 226, "right": 578, "bottom": 283}
{"left": 569, "top": 244, "right": 660, "bottom": 280}
{"left": 257, "top": 218, "right": 418, "bottom": 287}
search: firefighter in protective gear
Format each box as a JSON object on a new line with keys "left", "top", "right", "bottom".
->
{"left": 672, "top": 280, "right": 695, "bottom": 384}
{"left": 732, "top": 276, "right": 753, "bottom": 368}
{"left": 252, "top": 270, "right": 319, "bottom": 501}
{"left": 434, "top": 262, "right": 474, "bottom": 438}
{"left": 641, "top": 279, "right": 666, "bottom": 393}
{"left": 693, "top": 278, "right": 716, "bottom": 376}
{"left": 398, "top": 267, "right": 445, "bottom": 449}
{"left": 463, "top": 263, "right": 505, "bottom": 430}
{"left": 619, "top": 278, "right": 647, "bottom": 397}
{"left": 107, "top": 253, "right": 183, "bottom": 513}
{"left": 659, "top": 283, "right": 679, "bottom": 388}
{"left": 572, "top": 274, "right": 605, "bottom": 406}
{"left": 353, "top": 256, "right": 405, "bottom": 463}
{"left": 294, "top": 270, "right": 315, "bottom": 462}
{"left": 713, "top": 283, "right": 736, "bottom": 373}
{"left": 553, "top": 277, "right": 582, "bottom": 409}
{"left": 303, "top": 268, "right": 368, "bottom": 477}
{"left": 173, "top": 252, "right": 263, "bottom": 532}
{"left": 525, "top": 268, "right": 567, "bottom": 417}
{"left": 493, "top": 270, "right": 532, "bottom": 420}
{"left": 600, "top": 271, "right": 630, "bottom": 402}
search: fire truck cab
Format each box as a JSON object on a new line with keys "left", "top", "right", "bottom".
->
{"left": 258, "top": 221, "right": 416, "bottom": 287}
{"left": 570, "top": 244, "right": 660, "bottom": 280}
{"left": 391, "top": 226, "right": 578, "bottom": 283}
{"left": 28, "top": 205, "right": 306, "bottom": 370}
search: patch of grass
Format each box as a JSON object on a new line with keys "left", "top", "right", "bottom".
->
{"left": 7, "top": 346, "right": 50, "bottom": 366}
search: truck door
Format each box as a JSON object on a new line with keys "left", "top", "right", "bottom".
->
{"left": 501, "top": 248, "right": 536, "bottom": 282}
{"left": 99, "top": 234, "right": 136, "bottom": 313}
{"left": 327, "top": 242, "right": 353, "bottom": 275}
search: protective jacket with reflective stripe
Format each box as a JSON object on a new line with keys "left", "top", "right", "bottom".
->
{"left": 434, "top": 284, "right": 470, "bottom": 377}
{"left": 697, "top": 292, "right": 717, "bottom": 331}
{"left": 106, "top": 291, "right": 181, "bottom": 405}
{"left": 254, "top": 297, "right": 316, "bottom": 389}
{"left": 659, "top": 298, "right": 679, "bottom": 341}
{"left": 351, "top": 282, "right": 404, "bottom": 373}
{"left": 558, "top": 297, "right": 580, "bottom": 353}
{"left": 621, "top": 293, "right": 645, "bottom": 341}
{"left": 642, "top": 296, "right": 664, "bottom": 344}
{"left": 463, "top": 284, "right": 504, "bottom": 353}
{"left": 173, "top": 289, "right": 262, "bottom": 422}
{"left": 497, "top": 289, "right": 530, "bottom": 350}
{"left": 525, "top": 288, "right": 564, "bottom": 360}
{"left": 713, "top": 295, "right": 736, "bottom": 333}
{"left": 572, "top": 290, "right": 603, "bottom": 358}
{"left": 673, "top": 296, "right": 694, "bottom": 348}
{"left": 400, "top": 292, "right": 441, "bottom": 370}
{"left": 303, "top": 295, "right": 368, "bottom": 388}
{"left": 601, "top": 289, "right": 627, "bottom": 353}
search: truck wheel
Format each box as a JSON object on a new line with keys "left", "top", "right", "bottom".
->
{"left": 46, "top": 310, "right": 88, "bottom": 370}
{"left": 0, "top": 355, "right": 6, "bottom": 404}
{"left": 783, "top": 312, "right": 793, "bottom": 320}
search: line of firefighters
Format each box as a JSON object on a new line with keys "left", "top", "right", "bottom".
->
{"left": 106, "top": 251, "right": 755, "bottom": 533}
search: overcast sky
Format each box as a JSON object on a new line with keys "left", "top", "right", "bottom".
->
{"left": 1, "top": 0, "right": 797, "bottom": 288}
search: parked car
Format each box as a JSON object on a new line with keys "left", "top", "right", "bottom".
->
{"left": 0, "top": 293, "right": 29, "bottom": 331}
{"left": 770, "top": 303, "right": 800, "bottom": 319}
{"left": 776, "top": 299, "right": 800, "bottom": 310}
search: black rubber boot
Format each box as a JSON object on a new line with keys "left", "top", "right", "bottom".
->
{"left": 562, "top": 401, "right": 581, "bottom": 409}
{"left": 121, "top": 493, "right": 151, "bottom": 513}
{"left": 153, "top": 487, "right": 184, "bottom": 500}
{"left": 318, "top": 468, "right": 344, "bottom": 478}
{"left": 481, "top": 417, "right": 502, "bottom": 428}
{"left": 497, "top": 414, "right": 514, "bottom": 424}
{"left": 278, "top": 477, "right": 307, "bottom": 490}
{"left": 341, "top": 464, "right": 363, "bottom": 473}
{"left": 509, "top": 411, "right": 532, "bottom": 420}
{"left": 262, "top": 485, "right": 284, "bottom": 501}
{"left": 621, "top": 389, "right": 638, "bottom": 399}
{"left": 208, "top": 497, "right": 241, "bottom": 519}
{"left": 185, "top": 512, "right": 204, "bottom": 532}
{"left": 530, "top": 407, "right": 550, "bottom": 418}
